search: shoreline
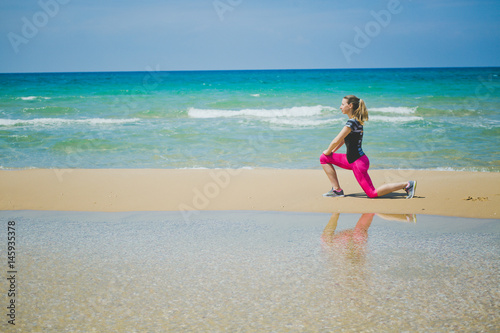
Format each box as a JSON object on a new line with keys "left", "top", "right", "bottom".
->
{"left": 1, "top": 168, "right": 499, "bottom": 218}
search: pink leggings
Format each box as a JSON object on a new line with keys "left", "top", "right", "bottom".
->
{"left": 320, "top": 153, "right": 378, "bottom": 198}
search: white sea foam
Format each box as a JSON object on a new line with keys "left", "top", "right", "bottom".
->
{"left": 370, "top": 107, "right": 417, "bottom": 114}
{"left": 370, "top": 115, "right": 423, "bottom": 123}
{"left": 267, "top": 118, "right": 342, "bottom": 127}
{"left": 19, "top": 96, "right": 51, "bottom": 101}
{"left": 0, "top": 118, "right": 140, "bottom": 127}
{"left": 0, "top": 165, "right": 38, "bottom": 170}
{"left": 187, "top": 105, "right": 423, "bottom": 126}
{"left": 433, "top": 166, "right": 494, "bottom": 172}
{"left": 188, "top": 105, "right": 333, "bottom": 119}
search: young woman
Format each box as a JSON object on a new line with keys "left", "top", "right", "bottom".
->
{"left": 320, "top": 95, "right": 416, "bottom": 199}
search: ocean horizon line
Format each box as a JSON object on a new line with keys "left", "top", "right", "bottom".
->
{"left": 1, "top": 65, "right": 499, "bottom": 75}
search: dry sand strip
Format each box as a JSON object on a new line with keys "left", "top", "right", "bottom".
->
{"left": 0, "top": 169, "right": 499, "bottom": 218}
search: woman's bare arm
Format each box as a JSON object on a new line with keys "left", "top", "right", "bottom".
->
{"left": 323, "top": 126, "right": 351, "bottom": 155}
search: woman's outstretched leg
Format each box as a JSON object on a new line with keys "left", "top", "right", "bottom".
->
{"left": 350, "top": 155, "right": 417, "bottom": 199}
{"left": 377, "top": 180, "right": 417, "bottom": 199}
{"left": 375, "top": 182, "right": 407, "bottom": 197}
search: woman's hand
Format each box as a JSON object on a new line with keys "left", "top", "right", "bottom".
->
{"left": 323, "top": 150, "right": 331, "bottom": 156}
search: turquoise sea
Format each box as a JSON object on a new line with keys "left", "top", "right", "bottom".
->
{"left": 1, "top": 67, "right": 499, "bottom": 170}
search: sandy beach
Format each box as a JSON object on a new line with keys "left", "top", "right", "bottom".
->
{"left": 1, "top": 168, "right": 498, "bottom": 218}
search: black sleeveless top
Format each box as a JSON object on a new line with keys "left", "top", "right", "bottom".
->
{"left": 344, "top": 118, "right": 365, "bottom": 163}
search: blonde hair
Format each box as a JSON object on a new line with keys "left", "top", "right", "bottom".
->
{"left": 344, "top": 95, "right": 368, "bottom": 125}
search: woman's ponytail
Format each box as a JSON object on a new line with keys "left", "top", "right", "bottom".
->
{"left": 344, "top": 95, "right": 368, "bottom": 125}
{"left": 356, "top": 98, "right": 368, "bottom": 124}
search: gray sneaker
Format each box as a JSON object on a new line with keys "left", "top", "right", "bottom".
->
{"left": 323, "top": 188, "right": 345, "bottom": 197}
{"left": 405, "top": 180, "right": 417, "bottom": 199}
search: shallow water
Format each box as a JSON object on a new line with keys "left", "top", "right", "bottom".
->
{"left": 1, "top": 211, "right": 499, "bottom": 332}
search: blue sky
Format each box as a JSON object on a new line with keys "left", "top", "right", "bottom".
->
{"left": 1, "top": 0, "right": 499, "bottom": 73}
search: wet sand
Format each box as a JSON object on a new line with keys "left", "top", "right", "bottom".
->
{"left": 1, "top": 210, "right": 498, "bottom": 332}
{"left": 0, "top": 168, "right": 499, "bottom": 218}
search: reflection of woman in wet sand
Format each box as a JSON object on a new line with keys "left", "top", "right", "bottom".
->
{"left": 321, "top": 213, "right": 374, "bottom": 263}
{"left": 321, "top": 213, "right": 417, "bottom": 260}
{"left": 321, "top": 213, "right": 373, "bottom": 246}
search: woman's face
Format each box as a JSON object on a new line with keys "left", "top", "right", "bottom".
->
{"left": 340, "top": 98, "right": 351, "bottom": 115}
